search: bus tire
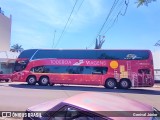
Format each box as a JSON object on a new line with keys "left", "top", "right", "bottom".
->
{"left": 104, "top": 78, "right": 117, "bottom": 89}
{"left": 118, "top": 79, "right": 131, "bottom": 89}
{"left": 39, "top": 76, "right": 49, "bottom": 86}
{"left": 27, "top": 76, "right": 37, "bottom": 85}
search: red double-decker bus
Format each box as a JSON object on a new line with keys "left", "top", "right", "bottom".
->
{"left": 12, "top": 49, "right": 154, "bottom": 89}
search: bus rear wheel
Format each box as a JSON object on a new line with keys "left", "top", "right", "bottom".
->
{"left": 104, "top": 78, "right": 117, "bottom": 89}
{"left": 118, "top": 79, "right": 131, "bottom": 89}
{"left": 27, "top": 76, "right": 37, "bottom": 85}
{"left": 39, "top": 76, "right": 49, "bottom": 86}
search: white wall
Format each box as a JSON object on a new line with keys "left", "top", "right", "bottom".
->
{"left": 152, "top": 50, "right": 160, "bottom": 80}
{"left": 152, "top": 50, "right": 160, "bottom": 69}
{"left": 0, "top": 13, "right": 11, "bottom": 51}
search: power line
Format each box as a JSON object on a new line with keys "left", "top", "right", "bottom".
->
{"left": 101, "top": 0, "right": 129, "bottom": 35}
{"left": 102, "top": 0, "right": 129, "bottom": 35}
{"left": 51, "top": 30, "right": 56, "bottom": 48}
{"left": 121, "top": 0, "right": 129, "bottom": 16}
{"left": 77, "top": 0, "right": 84, "bottom": 13}
{"left": 87, "top": 33, "right": 99, "bottom": 49}
{"left": 87, "top": 0, "right": 120, "bottom": 48}
{"left": 54, "top": 0, "right": 79, "bottom": 48}
{"left": 67, "top": 0, "right": 85, "bottom": 30}
{"left": 87, "top": 0, "right": 130, "bottom": 48}
{"left": 97, "top": 0, "right": 120, "bottom": 36}
{"left": 102, "top": 0, "right": 124, "bottom": 33}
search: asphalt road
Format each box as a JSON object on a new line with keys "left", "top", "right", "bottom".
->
{"left": 0, "top": 82, "right": 160, "bottom": 119}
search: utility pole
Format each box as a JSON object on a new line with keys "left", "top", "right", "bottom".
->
{"left": 52, "top": 30, "right": 56, "bottom": 48}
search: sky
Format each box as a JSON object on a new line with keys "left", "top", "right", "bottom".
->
{"left": 0, "top": 0, "right": 160, "bottom": 51}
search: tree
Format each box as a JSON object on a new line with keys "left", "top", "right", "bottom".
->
{"left": 10, "top": 44, "right": 24, "bottom": 52}
{"left": 137, "top": 0, "right": 156, "bottom": 7}
{"left": 95, "top": 36, "right": 105, "bottom": 49}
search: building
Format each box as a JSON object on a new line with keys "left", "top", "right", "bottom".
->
{"left": 0, "top": 8, "right": 11, "bottom": 51}
{"left": 0, "top": 8, "right": 19, "bottom": 74}
{"left": 153, "top": 50, "right": 160, "bottom": 81}
{"left": 0, "top": 51, "right": 19, "bottom": 73}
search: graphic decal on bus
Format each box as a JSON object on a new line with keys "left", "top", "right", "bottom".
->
{"left": 73, "top": 60, "right": 84, "bottom": 66}
{"left": 110, "top": 61, "right": 118, "bottom": 69}
{"left": 49, "top": 59, "right": 107, "bottom": 66}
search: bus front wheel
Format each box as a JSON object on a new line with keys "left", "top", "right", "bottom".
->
{"left": 27, "top": 76, "right": 37, "bottom": 85}
{"left": 104, "top": 78, "right": 117, "bottom": 89}
{"left": 39, "top": 76, "right": 49, "bottom": 86}
{"left": 118, "top": 79, "right": 131, "bottom": 89}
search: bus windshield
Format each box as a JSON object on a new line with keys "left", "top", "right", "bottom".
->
{"left": 14, "top": 49, "right": 38, "bottom": 72}
{"left": 14, "top": 59, "right": 29, "bottom": 72}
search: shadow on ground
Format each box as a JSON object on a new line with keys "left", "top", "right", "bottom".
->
{"left": 8, "top": 83, "right": 160, "bottom": 95}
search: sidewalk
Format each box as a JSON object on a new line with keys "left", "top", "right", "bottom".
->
{"left": 154, "top": 83, "right": 160, "bottom": 88}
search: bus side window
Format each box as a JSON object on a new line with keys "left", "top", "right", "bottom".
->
{"left": 92, "top": 67, "right": 108, "bottom": 75}
{"left": 31, "top": 66, "right": 44, "bottom": 73}
{"left": 138, "top": 69, "right": 150, "bottom": 74}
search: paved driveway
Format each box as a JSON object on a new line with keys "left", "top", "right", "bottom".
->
{"left": 0, "top": 82, "right": 160, "bottom": 119}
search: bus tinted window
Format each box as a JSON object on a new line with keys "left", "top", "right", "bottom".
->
{"left": 96, "top": 50, "right": 149, "bottom": 60}
{"left": 14, "top": 60, "right": 29, "bottom": 72}
{"left": 32, "top": 50, "right": 96, "bottom": 59}
{"left": 31, "top": 66, "right": 108, "bottom": 75}
{"left": 18, "top": 49, "right": 38, "bottom": 59}
{"left": 61, "top": 50, "right": 96, "bottom": 59}
{"left": 31, "top": 49, "right": 149, "bottom": 60}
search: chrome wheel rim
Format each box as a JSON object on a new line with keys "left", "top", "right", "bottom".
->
{"left": 121, "top": 81, "right": 128, "bottom": 87}
{"left": 41, "top": 78, "right": 48, "bottom": 84}
{"left": 108, "top": 80, "right": 115, "bottom": 88}
{"left": 29, "top": 77, "right": 35, "bottom": 83}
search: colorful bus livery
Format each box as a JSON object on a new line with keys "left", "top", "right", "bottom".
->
{"left": 12, "top": 49, "right": 154, "bottom": 89}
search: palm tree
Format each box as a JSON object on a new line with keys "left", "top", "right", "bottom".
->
{"left": 137, "top": 0, "right": 156, "bottom": 7}
{"left": 10, "top": 44, "right": 24, "bottom": 53}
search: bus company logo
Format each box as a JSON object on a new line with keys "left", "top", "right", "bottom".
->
{"left": 73, "top": 60, "right": 84, "bottom": 66}
{"left": 50, "top": 59, "right": 72, "bottom": 65}
{"left": 85, "top": 60, "right": 106, "bottom": 66}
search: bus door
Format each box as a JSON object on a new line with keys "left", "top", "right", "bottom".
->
{"left": 12, "top": 71, "right": 24, "bottom": 82}
{"left": 138, "top": 69, "right": 151, "bottom": 86}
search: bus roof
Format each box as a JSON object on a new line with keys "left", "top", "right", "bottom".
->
{"left": 18, "top": 49, "right": 151, "bottom": 60}
{"left": 24, "top": 48, "right": 151, "bottom": 51}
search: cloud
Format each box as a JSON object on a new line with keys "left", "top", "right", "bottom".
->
{"left": 1, "top": 0, "right": 112, "bottom": 48}
{"left": 13, "top": 0, "right": 109, "bottom": 30}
